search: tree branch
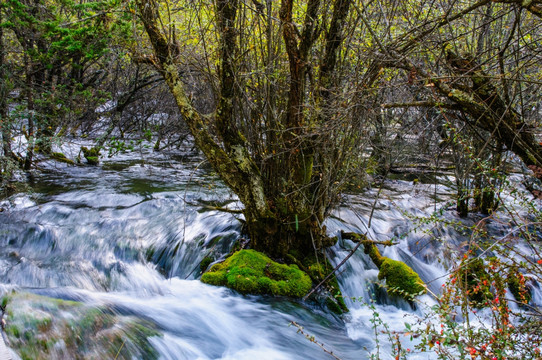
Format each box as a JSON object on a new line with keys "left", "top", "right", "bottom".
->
{"left": 136, "top": 0, "right": 268, "bottom": 215}
{"left": 302, "top": 232, "right": 394, "bottom": 301}
{"left": 380, "top": 101, "right": 461, "bottom": 110}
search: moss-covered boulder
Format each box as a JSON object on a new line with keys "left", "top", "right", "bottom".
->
{"left": 456, "top": 257, "right": 493, "bottom": 307}
{"left": 1, "top": 291, "right": 161, "bottom": 360}
{"left": 378, "top": 257, "right": 427, "bottom": 298}
{"left": 81, "top": 146, "right": 100, "bottom": 165}
{"left": 363, "top": 243, "right": 426, "bottom": 299}
{"left": 507, "top": 268, "right": 531, "bottom": 304}
{"left": 301, "top": 257, "right": 348, "bottom": 314}
{"left": 199, "top": 256, "right": 214, "bottom": 273}
{"left": 201, "top": 249, "right": 312, "bottom": 297}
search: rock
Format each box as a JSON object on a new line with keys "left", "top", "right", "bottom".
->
{"left": 2, "top": 291, "right": 161, "bottom": 359}
{"left": 378, "top": 257, "right": 427, "bottom": 298}
{"left": 80, "top": 146, "right": 100, "bottom": 165}
{"left": 201, "top": 249, "right": 312, "bottom": 297}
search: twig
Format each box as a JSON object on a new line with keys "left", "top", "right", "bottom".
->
{"left": 302, "top": 233, "right": 395, "bottom": 301}
{"left": 290, "top": 321, "right": 342, "bottom": 360}
{"left": 114, "top": 338, "right": 126, "bottom": 360}
{"left": 341, "top": 232, "right": 395, "bottom": 246}
{"left": 185, "top": 201, "right": 244, "bottom": 214}
{"left": 302, "top": 240, "right": 363, "bottom": 302}
{"left": 198, "top": 205, "right": 244, "bottom": 214}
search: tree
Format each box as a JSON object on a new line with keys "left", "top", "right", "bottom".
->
{"left": 0, "top": 2, "right": 10, "bottom": 160}
{"left": 2, "top": 0, "right": 123, "bottom": 163}
{"left": 374, "top": 1, "right": 542, "bottom": 169}
{"left": 1, "top": 2, "right": 16, "bottom": 192}
{"left": 136, "top": 0, "right": 542, "bottom": 257}
{"left": 356, "top": 0, "right": 541, "bottom": 215}
{"left": 136, "top": 0, "right": 365, "bottom": 259}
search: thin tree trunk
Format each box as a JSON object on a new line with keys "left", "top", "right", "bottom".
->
{"left": 0, "top": 8, "right": 11, "bottom": 160}
{"left": 24, "top": 55, "right": 34, "bottom": 171}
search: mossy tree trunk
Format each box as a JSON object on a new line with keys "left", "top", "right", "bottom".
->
{"left": 137, "top": 0, "right": 353, "bottom": 259}
{"left": 492, "top": 0, "right": 542, "bottom": 18}
{"left": 394, "top": 51, "right": 542, "bottom": 170}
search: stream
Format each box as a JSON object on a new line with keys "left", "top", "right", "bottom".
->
{"left": 1, "top": 143, "right": 540, "bottom": 359}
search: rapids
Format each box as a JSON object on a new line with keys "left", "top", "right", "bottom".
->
{"left": 1, "top": 144, "right": 540, "bottom": 359}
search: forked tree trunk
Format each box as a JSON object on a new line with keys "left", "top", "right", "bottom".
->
{"left": 137, "top": 0, "right": 350, "bottom": 260}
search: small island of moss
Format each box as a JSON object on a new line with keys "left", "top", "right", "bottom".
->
{"left": 201, "top": 249, "right": 312, "bottom": 298}
{"left": 378, "top": 257, "right": 427, "bottom": 297}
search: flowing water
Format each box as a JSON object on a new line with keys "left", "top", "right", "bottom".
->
{"left": 1, "top": 144, "right": 540, "bottom": 359}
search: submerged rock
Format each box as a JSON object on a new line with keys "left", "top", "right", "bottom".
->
{"left": 1, "top": 291, "right": 161, "bottom": 360}
{"left": 201, "top": 249, "right": 312, "bottom": 297}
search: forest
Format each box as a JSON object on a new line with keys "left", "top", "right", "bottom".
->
{"left": 0, "top": 0, "right": 541, "bottom": 359}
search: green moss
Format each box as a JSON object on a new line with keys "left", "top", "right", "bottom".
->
{"left": 201, "top": 249, "right": 312, "bottom": 297}
{"left": 300, "top": 255, "right": 348, "bottom": 314}
{"left": 507, "top": 268, "right": 531, "bottom": 304}
{"left": 378, "top": 257, "right": 427, "bottom": 298}
{"left": 86, "top": 156, "right": 99, "bottom": 164}
{"left": 456, "top": 258, "right": 493, "bottom": 307}
{"left": 81, "top": 146, "right": 100, "bottom": 165}
{"left": 364, "top": 243, "right": 384, "bottom": 268}
{"left": 2, "top": 295, "right": 9, "bottom": 308}
{"left": 51, "top": 152, "right": 75, "bottom": 165}
{"left": 325, "top": 297, "right": 342, "bottom": 314}
{"left": 200, "top": 256, "right": 214, "bottom": 273}
{"left": 6, "top": 324, "right": 21, "bottom": 338}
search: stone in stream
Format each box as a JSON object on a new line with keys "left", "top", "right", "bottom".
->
{"left": 1, "top": 291, "right": 161, "bottom": 360}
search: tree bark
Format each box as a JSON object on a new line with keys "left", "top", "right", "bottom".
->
{"left": 0, "top": 7, "right": 12, "bottom": 161}
{"left": 390, "top": 52, "right": 542, "bottom": 169}
{"left": 492, "top": 0, "right": 542, "bottom": 18}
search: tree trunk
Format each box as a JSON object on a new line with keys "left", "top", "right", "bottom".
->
{"left": 137, "top": 0, "right": 351, "bottom": 260}
{"left": 24, "top": 55, "right": 34, "bottom": 171}
{"left": 0, "top": 8, "right": 12, "bottom": 160}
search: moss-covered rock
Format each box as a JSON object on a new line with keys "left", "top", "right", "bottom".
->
{"left": 81, "top": 146, "right": 100, "bottom": 165}
{"left": 199, "top": 256, "right": 214, "bottom": 273}
{"left": 507, "top": 268, "right": 531, "bottom": 304}
{"left": 378, "top": 257, "right": 427, "bottom": 298}
{"left": 51, "top": 152, "right": 75, "bottom": 165}
{"left": 2, "top": 291, "right": 161, "bottom": 360}
{"left": 456, "top": 257, "right": 493, "bottom": 307}
{"left": 201, "top": 249, "right": 312, "bottom": 297}
{"left": 301, "top": 256, "right": 348, "bottom": 314}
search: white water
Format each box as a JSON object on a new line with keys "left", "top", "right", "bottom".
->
{"left": 1, "top": 146, "right": 540, "bottom": 359}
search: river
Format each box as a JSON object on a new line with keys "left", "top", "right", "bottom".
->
{"left": 1, "top": 143, "right": 540, "bottom": 359}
